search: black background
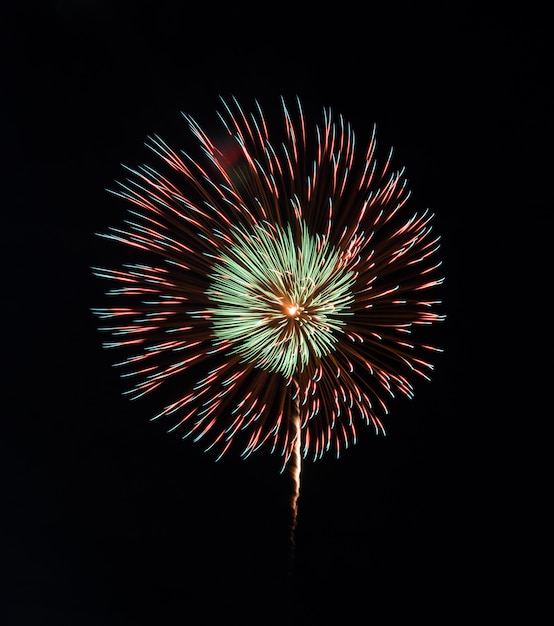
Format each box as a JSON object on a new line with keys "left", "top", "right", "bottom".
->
{"left": 2, "top": 2, "right": 549, "bottom": 624}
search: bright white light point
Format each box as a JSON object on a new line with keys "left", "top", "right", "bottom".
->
{"left": 287, "top": 304, "right": 299, "bottom": 317}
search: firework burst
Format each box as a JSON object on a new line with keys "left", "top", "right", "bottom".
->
{"left": 92, "top": 96, "right": 444, "bottom": 484}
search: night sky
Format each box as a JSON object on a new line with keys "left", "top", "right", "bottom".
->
{"left": 2, "top": 3, "right": 548, "bottom": 624}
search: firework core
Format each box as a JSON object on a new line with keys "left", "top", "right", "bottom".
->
{"left": 286, "top": 304, "right": 300, "bottom": 318}
{"left": 207, "top": 220, "right": 355, "bottom": 379}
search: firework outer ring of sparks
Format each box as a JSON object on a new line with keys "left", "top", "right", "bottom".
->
{"left": 92, "top": 96, "right": 445, "bottom": 468}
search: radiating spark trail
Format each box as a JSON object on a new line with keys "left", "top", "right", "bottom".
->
{"left": 92, "top": 96, "right": 445, "bottom": 565}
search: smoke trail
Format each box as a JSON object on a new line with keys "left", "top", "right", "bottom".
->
{"left": 287, "top": 382, "right": 302, "bottom": 568}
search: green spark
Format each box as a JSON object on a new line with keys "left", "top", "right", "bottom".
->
{"left": 207, "top": 220, "right": 355, "bottom": 378}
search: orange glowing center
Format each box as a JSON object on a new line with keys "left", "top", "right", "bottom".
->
{"left": 283, "top": 301, "right": 307, "bottom": 319}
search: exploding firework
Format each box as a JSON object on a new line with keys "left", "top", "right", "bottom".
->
{"left": 92, "top": 96, "right": 445, "bottom": 549}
